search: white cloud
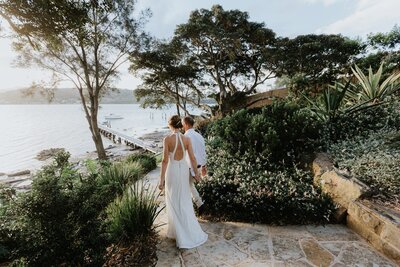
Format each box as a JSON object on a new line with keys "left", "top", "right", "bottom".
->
{"left": 317, "top": 0, "right": 400, "bottom": 37}
{"left": 301, "top": 0, "right": 341, "bottom": 6}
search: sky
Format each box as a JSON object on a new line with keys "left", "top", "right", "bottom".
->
{"left": 0, "top": 0, "right": 399, "bottom": 91}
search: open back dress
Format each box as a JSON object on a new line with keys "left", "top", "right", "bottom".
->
{"left": 165, "top": 133, "right": 208, "bottom": 248}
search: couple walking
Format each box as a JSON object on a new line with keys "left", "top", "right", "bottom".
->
{"left": 158, "top": 115, "right": 208, "bottom": 249}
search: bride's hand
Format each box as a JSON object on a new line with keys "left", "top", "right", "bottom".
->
{"left": 158, "top": 180, "right": 165, "bottom": 191}
{"left": 194, "top": 173, "right": 201, "bottom": 182}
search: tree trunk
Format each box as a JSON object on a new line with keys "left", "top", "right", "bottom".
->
{"left": 77, "top": 87, "right": 107, "bottom": 160}
{"left": 176, "top": 104, "right": 181, "bottom": 116}
{"left": 90, "top": 113, "right": 107, "bottom": 160}
{"left": 91, "top": 89, "right": 107, "bottom": 160}
{"left": 92, "top": 119, "right": 107, "bottom": 160}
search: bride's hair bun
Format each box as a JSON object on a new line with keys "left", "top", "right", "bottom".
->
{"left": 168, "top": 115, "right": 182, "bottom": 129}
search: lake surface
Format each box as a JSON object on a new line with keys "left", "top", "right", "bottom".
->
{"left": 0, "top": 104, "right": 198, "bottom": 173}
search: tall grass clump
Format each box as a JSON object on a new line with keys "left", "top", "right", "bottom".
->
{"left": 106, "top": 181, "right": 162, "bottom": 242}
{"left": 125, "top": 153, "right": 157, "bottom": 173}
{"left": 104, "top": 181, "right": 162, "bottom": 266}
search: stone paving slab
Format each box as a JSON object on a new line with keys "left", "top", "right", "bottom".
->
{"left": 145, "top": 168, "right": 397, "bottom": 267}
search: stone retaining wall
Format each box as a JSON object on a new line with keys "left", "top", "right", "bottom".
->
{"left": 312, "top": 153, "right": 400, "bottom": 265}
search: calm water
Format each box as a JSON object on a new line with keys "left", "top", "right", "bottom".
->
{"left": 0, "top": 104, "right": 197, "bottom": 173}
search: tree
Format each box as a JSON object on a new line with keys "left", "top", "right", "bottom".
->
{"left": 274, "top": 34, "right": 363, "bottom": 94}
{"left": 357, "top": 25, "right": 400, "bottom": 79}
{"left": 0, "top": 0, "right": 149, "bottom": 159}
{"left": 173, "top": 5, "right": 278, "bottom": 116}
{"left": 130, "top": 39, "right": 211, "bottom": 116}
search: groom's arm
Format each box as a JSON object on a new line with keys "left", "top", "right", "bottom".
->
{"left": 199, "top": 136, "right": 207, "bottom": 176}
{"left": 187, "top": 139, "right": 200, "bottom": 181}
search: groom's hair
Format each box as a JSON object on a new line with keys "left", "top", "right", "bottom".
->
{"left": 183, "top": 116, "right": 195, "bottom": 127}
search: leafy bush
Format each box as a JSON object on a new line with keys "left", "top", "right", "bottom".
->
{"left": 328, "top": 128, "right": 400, "bottom": 205}
{"left": 206, "top": 100, "right": 323, "bottom": 166}
{"left": 0, "top": 155, "right": 109, "bottom": 266}
{"left": 125, "top": 153, "right": 157, "bottom": 173}
{"left": 198, "top": 150, "right": 335, "bottom": 224}
{"left": 199, "top": 99, "right": 337, "bottom": 224}
{"left": 0, "top": 151, "right": 159, "bottom": 266}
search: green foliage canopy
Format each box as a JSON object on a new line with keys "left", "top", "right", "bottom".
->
{"left": 275, "top": 34, "right": 363, "bottom": 93}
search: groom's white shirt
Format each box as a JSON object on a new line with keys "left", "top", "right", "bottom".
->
{"left": 184, "top": 128, "right": 207, "bottom": 176}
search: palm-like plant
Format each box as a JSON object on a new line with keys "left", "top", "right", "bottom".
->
{"left": 349, "top": 64, "right": 400, "bottom": 103}
{"left": 304, "top": 80, "right": 350, "bottom": 121}
{"left": 304, "top": 80, "right": 382, "bottom": 122}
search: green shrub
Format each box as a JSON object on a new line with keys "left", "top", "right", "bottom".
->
{"left": 195, "top": 117, "right": 212, "bottom": 136}
{"left": 0, "top": 156, "right": 108, "bottom": 266}
{"left": 0, "top": 152, "right": 152, "bottom": 266}
{"left": 200, "top": 99, "right": 339, "bottom": 224}
{"left": 206, "top": 100, "right": 323, "bottom": 166}
{"left": 105, "top": 181, "right": 162, "bottom": 244}
{"left": 125, "top": 153, "right": 157, "bottom": 173}
{"left": 198, "top": 151, "right": 335, "bottom": 224}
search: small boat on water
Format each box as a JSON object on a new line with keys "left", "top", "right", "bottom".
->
{"left": 105, "top": 113, "right": 123, "bottom": 120}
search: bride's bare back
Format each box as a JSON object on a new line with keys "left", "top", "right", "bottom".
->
{"left": 165, "top": 133, "right": 186, "bottom": 161}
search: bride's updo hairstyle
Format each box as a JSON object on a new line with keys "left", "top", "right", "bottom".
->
{"left": 168, "top": 115, "right": 182, "bottom": 129}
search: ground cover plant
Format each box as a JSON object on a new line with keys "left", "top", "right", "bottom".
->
{"left": 329, "top": 129, "right": 400, "bottom": 208}
{"left": 326, "top": 100, "right": 400, "bottom": 208}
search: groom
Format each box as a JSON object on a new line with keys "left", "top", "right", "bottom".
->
{"left": 182, "top": 116, "right": 206, "bottom": 214}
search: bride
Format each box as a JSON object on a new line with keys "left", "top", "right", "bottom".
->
{"left": 158, "top": 115, "right": 208, "bottom": 249}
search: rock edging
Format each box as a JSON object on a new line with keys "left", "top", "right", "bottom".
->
{"left": 312, "top": 153, "right": 400, "bottom": 265}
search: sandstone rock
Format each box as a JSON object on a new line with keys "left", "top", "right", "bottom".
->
{"left": 35, "top": 148, "right": 65, "bottom": 161}
{"left": 306, "top": 225, "right": 359, "bottom": 241}
{"left": 347, "top": 200, "right": 400, "bottom": 266}
{"left": 317, "top": 170, "right": 368, "bottom": 209}
{"left": 312, "top": 152, "right": 334, "bottom": 179}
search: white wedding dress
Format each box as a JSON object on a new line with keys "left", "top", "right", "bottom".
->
{"left": 165, "top": 133, "right": 208, "bottom": 248}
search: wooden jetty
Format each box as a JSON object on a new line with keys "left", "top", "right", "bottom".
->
{"left": 98, "top": 125, "right": 160, "bottom": 154}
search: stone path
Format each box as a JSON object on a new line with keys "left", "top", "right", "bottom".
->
{"left": 145, "top": 168, "right": 397, "bottom": 267}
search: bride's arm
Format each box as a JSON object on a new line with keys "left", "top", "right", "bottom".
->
{"left": 186, "top": 138, "right": 200, "bottom": 181}
{"left": 159, "top": 137, "right": 169, "bottom": 190}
